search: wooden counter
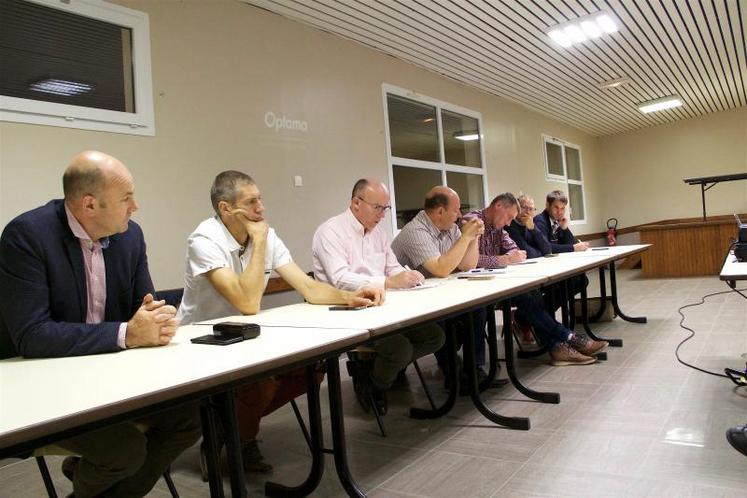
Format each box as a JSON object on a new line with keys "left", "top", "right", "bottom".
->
{"left": 639, "top": 217, "right": 740, "bottom": 277}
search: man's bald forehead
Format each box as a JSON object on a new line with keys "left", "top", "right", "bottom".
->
{"left": 63, "top": 151, "right": 129, "bottom": 200}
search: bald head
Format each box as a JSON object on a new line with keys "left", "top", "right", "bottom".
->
{"left": 350, "top": 178, "right": 391, "bottom": 231}
{"left": 63, "top": 151, "right": 131, "bottom": 203}
{"left": 423, "top": 186, "right": 462, "bottom": 231}
{"left": 424, "top": 186, "right": 459, "bottom": 212}
{"left": 63, "top": 151, "right": 138, "bottom": 241}
{"left": 351, "top": 178, "right": 389, "bottom": 200}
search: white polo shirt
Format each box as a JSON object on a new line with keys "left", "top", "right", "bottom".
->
{"left": 177, "top": 216, "right": 292, "bottom": 325}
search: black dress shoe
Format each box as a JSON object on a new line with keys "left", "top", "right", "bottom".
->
{"left": 726, "top": 425, "right": 747, "bottom": 457}
{"left": 61, "top": 456, "right": 80, "bottom": 482}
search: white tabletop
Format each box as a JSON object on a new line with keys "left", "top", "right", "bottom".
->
{"left": 198, "top": 275, "right": 547, "bottom": 337}
{"left": 494, "top": 244, "right": 650, "bottom": 282}
{"left": 720, "top": 251, "right": 747, "bottom": 281}
{"left": 0, "top": 325, "right": 368, "bottom": 452}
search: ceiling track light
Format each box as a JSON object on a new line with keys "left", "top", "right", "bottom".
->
{"left": 547, "top": 11, "right": 619, "bottom": 48}
{"left": 637, "top": 95, "right": 683, "bottom": 113}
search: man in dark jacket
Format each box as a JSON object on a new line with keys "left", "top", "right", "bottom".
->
{"left": 533, "top": 190, "right": 589, "bottom": 310}
{"left": 0, "top": 151, "right": 200, "bottom": 498}
{"left": 505, "top": 194, "right": 551, "bottom": 258}
{"left": 533, "top": 190, "right": 589, "bottom": 253}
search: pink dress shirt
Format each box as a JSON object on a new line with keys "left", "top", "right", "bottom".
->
{"left": 312, "top": 209, "right": 404, "bottom": 290}
{"left": 65, "top": 205, "right": 128, "bottom": 348}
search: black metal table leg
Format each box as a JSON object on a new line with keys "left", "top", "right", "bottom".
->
{"left": 327, "top": 356, "right": 366, "bottom": 498}
{"left": 200, "top": 401, "right": 225, "bottom": 498}
{"left": 560, "top": 281, "right": 570, "bottom": 328}
{"left": 213, "top": 391, "right": 247, "bottom": 498}
{"left": 502, "top": 302, "right": 560, "bottom": 405}
{"left": 581, "top": 280, "right": 622, "bottom": 349}
{"left": 589, "top": 267, "right": 608, "bottom": 323}
{"left": 410, "top": 321, "right": 459, "bottom": 419}
{"left": 609, "top": 262, "right": 647, "bottom": 323}
{"left": 567, "top": 279, "right": 576, "bottom": 330}
{"left": 265, "top": 365, "right": 325, "bottom": 497}
{"left": 480, "top": 306, "right": 509, "bottom": 390}
{"left": 463, "top": 310, "right": 531, "bottom": 430}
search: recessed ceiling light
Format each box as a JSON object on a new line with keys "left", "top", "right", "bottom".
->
{"left": 546, "top": 11, "right": 619, "bottom": 48}
{"left": 548, "top": 29, "right": 572, "bottom": 47}
{"left": 637, "top": 95, "right": 683, "bottom": 113}
{"left": 596, "top": 14, "right": 619, "bottom": 34}
{"left": 29, "top": 78, "right": 94, "bottom": 96}
{"left": 600, "top": 77, "right": 632, "bottom": 89}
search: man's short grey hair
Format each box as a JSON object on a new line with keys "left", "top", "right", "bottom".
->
{"left": 210, "top": 170, "right": 255, "bottom": 215}
{"left": 546, "top": 190, "right": 568, "bottom": 205}
{"left": 62, "top": 167, "right": 106, "bottom": 201}
{"left": 489, "top": 192, "right": 519, "bottom": 210}
{"left": 517, "top": 193, "right": 533, "bottom": 208}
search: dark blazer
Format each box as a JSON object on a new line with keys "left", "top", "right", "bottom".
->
{"left": 533, "top": 209, "right": 576, "bottom": 253}
{"left": 0, "top": 200, "right": 154, "bottom": 359}
{"left": 505, "top": 220, "right": 551, "bottom": 259}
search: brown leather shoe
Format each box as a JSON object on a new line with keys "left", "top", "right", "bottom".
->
{"left": 549, "top": 343, "right": 597, "bottom": 366}
{"left": 569, "top": 335, "right": 609, "bottom": 356}
{"left": 61, "top": 456, "right": 80, "bottom": 482}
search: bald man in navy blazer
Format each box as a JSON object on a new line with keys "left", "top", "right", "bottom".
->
{"left": 0, "top": 151, "right": 200, "bottom": 498}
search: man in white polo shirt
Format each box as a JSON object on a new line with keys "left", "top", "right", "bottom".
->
{"left": 312, "top": 178, "right": 445, "bottom": 413}
{"left": 178, "top": 170, "right": 382, "bottom": 475}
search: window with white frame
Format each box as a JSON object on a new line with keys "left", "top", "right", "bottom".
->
{"left": 0, "top": 0, "right": 155, "bottom": 135}
{"left": 383, "top": 84, "right": 488, "bottom": 230}
{"left": 543, "top": 135, "right": 586, "bottom": 224}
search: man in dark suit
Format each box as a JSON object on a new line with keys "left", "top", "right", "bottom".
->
{"left": 0, "top": 151, "right": 200, "bottom": 498}
{"left": 533, "top": 189, "right": 589, "bottom": 311}
{"left": 533, "top": 189, "right": 589, "bottom": 254}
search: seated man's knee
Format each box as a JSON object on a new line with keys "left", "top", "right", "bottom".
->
{"left": 87, "top": 426, "right": 147, "bottom": 478}
{"left": 376, "top": 335, "right": 413, "bottom": 366}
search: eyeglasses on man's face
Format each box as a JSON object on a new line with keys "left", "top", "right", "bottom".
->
{"left": 356, "top": 196, "right": 391, "bottom": 213}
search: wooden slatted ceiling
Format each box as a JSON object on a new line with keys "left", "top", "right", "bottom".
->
{"left": 244, "top": 0, "right": 746, "bottom": 137}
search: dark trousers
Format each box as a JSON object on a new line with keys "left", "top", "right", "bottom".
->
{"left": 371, "top": 323, "right": 445, "bottom": 389}
{"left": 543, "top": 274, "right": 589, "bottom": 313}
{"left": 514, "top": 290, "right": 572, "bottom": 350}
{"left": 57, "top": 403, "right": 201, "bottom": 498}
{"left": 435, "top": 307, "right": 489, "bottom": 372}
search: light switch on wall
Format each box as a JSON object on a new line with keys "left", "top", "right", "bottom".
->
{"left": 294, "top": 175, "right": 303, "bottom": 187}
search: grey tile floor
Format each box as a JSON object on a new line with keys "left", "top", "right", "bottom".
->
{"left": 3, "top": 270, "right": 747, "bottom": 497}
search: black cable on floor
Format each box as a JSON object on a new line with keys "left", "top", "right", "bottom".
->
{"left": 675, "top": 283, "right": 747, "bottom": 378}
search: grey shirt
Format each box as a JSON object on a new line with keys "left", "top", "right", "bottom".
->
{"left": 391, "top": 210, "right": 461, "bottom": 278}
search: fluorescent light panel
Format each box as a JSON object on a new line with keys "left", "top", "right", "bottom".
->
{"left": 453, "top": 131, "right": 480, "bottom": 141}
{"left": 29, "top": 78, "right": 94, "bottom": 96}
{"left": 638, "top": 95, "right": 683, "bottom": 113}
{"left": 547, "top": 11, "right": 618, "bottom": 48}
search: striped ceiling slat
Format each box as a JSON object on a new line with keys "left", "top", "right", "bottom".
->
{"left": 245, "top": 0, "right": 747, "bottom": 136}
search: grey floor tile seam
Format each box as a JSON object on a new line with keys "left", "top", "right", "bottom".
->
{"left": 365, "top": 442, "right": 440, "bottom": 492}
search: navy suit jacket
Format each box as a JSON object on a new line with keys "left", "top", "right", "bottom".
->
{"left": 533, "top": 209, "right": 576, "bottom": 254}
{"left": 0, "top": 199, "right": 154, "bottom": 359}
{"left": 505, "top": 220, "right": 551, "bottom": 259}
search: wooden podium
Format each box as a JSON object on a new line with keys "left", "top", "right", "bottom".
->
{"left": 639, "top": 215, "right": 742, "bottom": 277}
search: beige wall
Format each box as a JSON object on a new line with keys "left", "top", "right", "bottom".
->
{"left": 0, "top": 0, "right": 602, "bottom": 288}
{"left": 597, "top": 107, "right": 747, "bottom": 228}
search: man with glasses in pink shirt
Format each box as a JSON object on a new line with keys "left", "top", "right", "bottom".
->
{"left": 313, "top": 179, "right": 445, "bottom": 414}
